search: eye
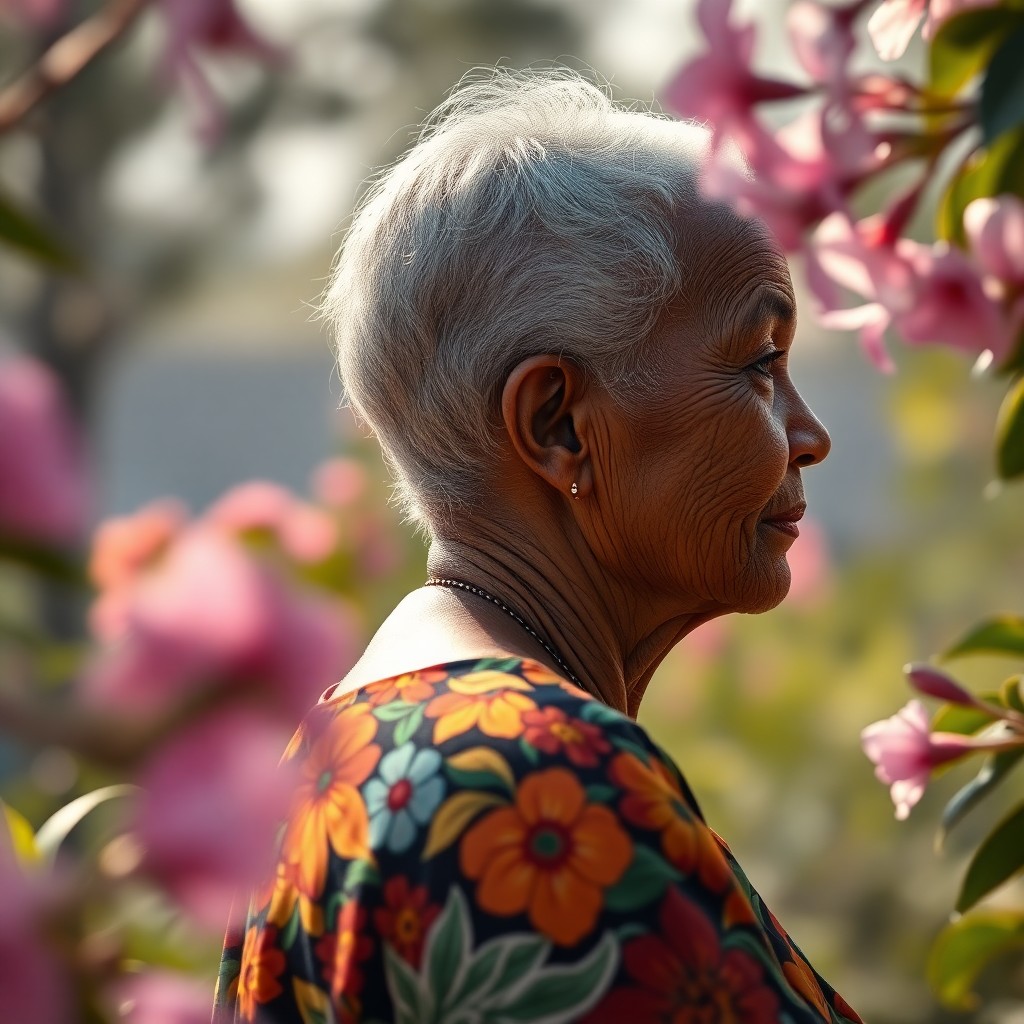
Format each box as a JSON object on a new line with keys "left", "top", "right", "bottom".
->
{"left": 748, "top": 350, "right": 785, "bottom": 379}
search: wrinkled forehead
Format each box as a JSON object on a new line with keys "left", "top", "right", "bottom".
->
{"left": 674, "top": 200, "right": 794, "bottom": 342}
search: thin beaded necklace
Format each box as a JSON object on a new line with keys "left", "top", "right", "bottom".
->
{"left": 424, "top": 577, "right": 584, "bottom": 691}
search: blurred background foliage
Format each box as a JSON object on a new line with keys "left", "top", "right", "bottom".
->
{"left": 1, "top": 0, "right": 1023, "bottom": 1021}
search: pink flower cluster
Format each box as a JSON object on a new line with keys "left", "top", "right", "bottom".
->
{"left": 861, "top": 664, "right": 1024, "bottom": 818}
{"left": 83, "top": 478, "right": 366, "bottom": 930}
{"left": 664, "top": 0, "right": 1022, "bottom": 371}
{"left": 0, "top": 353, "right": 89, "bottom": 546}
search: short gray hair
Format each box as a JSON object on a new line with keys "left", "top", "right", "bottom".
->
{"left": 322, "top": 67, "right": 711, "bottom": 534}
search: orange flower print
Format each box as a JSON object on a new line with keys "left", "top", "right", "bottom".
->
{"left": 365, "top": 668, "right": 447, "bottom": 707}
{"left": 236, "top": 924, "right": 286, "bottom": 1021}
{"left": 280, "top": 704, "right": 380, "bottom": 908}
{"left": 460, "top": 767, "right": 631, "bottom": 945}
{"left": 315, "top": 900, "right": 373, "bottom": 1008}
{"left": 784, "top": 958, "right": 831, "bottom": 1020}
{"left": 373, "top": 875, "right": 441, "bottom": 967}
{"left": 519, "top": 659, "right": 593, "bottom": 699}
{"left": 522, "top": 706, "right": 611, "bottom": 767}
{"left": 426, "top": 671, "right": 537, "bottom": 744}
{"left": 611, "top": 751, "right": 732, "bottom": 891}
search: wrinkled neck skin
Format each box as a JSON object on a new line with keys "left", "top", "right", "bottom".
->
{"left": 427, "top": 512, "right": 718, "bottom": 720}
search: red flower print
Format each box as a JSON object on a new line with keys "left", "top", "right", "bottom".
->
{"left": 315, "top": 900, "right": 373, "bottom": 1005}
{"left": 611, "top": 751, "right": 732, "bottom": 891}
{"left": 583, "top": 888, "right": 780, "bottom": 1024}
{"left": 373, "top": 876, "right": 441, "bottom": 967}
{"left": 521, "top": 707, "right": 610, "bottom": 767}
{"left": 236, "top": 925, "right": 286, "bottom": 1021}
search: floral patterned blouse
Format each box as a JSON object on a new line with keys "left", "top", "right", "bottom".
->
{"left": 216, "top": 658, "right": 863, "bottom": 1023}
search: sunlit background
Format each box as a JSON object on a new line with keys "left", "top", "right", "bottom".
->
{"left": 2, "top": 1, "right": 1023, "bottom": 1020}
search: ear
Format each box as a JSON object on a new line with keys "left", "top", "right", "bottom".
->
{"left": 500, "top": 355, "right": 591, "bottom": 500}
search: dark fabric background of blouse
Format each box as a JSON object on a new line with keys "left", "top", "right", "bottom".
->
{"left": 215, "top": 658, "right": 863, "bottom": 1024}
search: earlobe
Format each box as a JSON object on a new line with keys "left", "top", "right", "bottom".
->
{"left": 501, "top": 355, "right": 589, "bottom": 497}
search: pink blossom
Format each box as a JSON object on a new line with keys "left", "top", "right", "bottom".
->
{"left": 84, "top": 525, "right": 354, "bottom": 721}
{"left": 897, "top": 239, "right": 1013, "bottom": 359}
{"left": 868, "top": 0, "right": 997, "bottom": 61}
{"left": 205, "top": 480, "right": 338, "bottom": 564}
{"left": 0, "top": 840, "right": 69, "bottom": 1024}
{"left": 905, "top": 663, "right": 984, "bottom": 706}
{"left": 134, "top": 706, "right": 299, "bottom": 931}
{"left": 809, "top": 211, "right": 1013, "bottom": 366}
{"left": 703, "top": 112, "right": 852, "bottom": 251}
{"left": 964, "top": 195, "right": 1024, "bottom": 285}
{"left": 312, "top": 457, "right": 368, "bottom": 510}
{"left": 0, "top": 354, "right": 89, "bottom": 546}
{"left": 663, "top": 0, "right": 804, "bottom": 153}
{"left": 785, "top": 516, "right": 831, "bottom": 603}
{"left": 110, "top": 969, "right": 215, "bottom": 1024}
{"left": 155, "top": 0, "right": 281, "bottom": 142}
{"left": 89, "top": 500, "right": 189, "bottom": 640}
{"left": 861, "top": 700, "right": 1005, "bottom": 818}
{"left": 0, "top": 0, "right": 67, "bottom": 28}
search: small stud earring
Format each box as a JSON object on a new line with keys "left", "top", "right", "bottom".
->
{"left": 570, "top": 482, "right": 579, "bottom": 497}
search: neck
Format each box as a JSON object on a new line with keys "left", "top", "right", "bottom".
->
{"left": 427, "top": 520, "right": 716, "bottom": 718}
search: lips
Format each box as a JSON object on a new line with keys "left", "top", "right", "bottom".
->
{"left": 761, "top": 501, "right": 805, "bottom": 538}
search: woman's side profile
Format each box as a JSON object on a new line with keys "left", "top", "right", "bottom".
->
{"left": 215, "top": 67, "right": 861, "bottom": 1023}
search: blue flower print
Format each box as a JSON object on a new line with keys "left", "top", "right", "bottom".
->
{"left": 364, "top": 743, "right": 445, "bottom": 854}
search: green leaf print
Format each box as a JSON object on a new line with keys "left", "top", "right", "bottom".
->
{"left": 374, "top": 701, "right": 420, "bottom": 722}
{"left": 604, "top": 843, "right": 681, "bottom": 912}
{"left": 394, "top": 704, "right": 426, "bottom": 745}
{"left": 491, "top": 931, "right": 619, "bottom": 1023}
{"left": 425, "top": 885, "right": 470, "bottom": 999}
{"left": 384, "top": 888, "right": 619, "bottom": 1024}
{"left": 384, "top": 943, "right": 433, "bottom": 1024}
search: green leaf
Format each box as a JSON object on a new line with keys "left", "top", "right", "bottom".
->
{"left": 957, "top": 803, "right": 1024, "bottom": 912}
{"left": 474, "top": 657, "right": 525, "bottom": 674}
{"left": 425, "top": 887, "right": 469, "bottom": 1000}
{"left": 932, "top": 698, "right": 1001, "bottom": 736}
{"left": 447, "top": 941, "right": 504, "bottom": 1009}
{"left": 1, "top": 801, "right": 38, "bottom": 865}
{"left": 604, "top": 843, "right": 681, "bottom": 913}
{"left": 124, "top": 921, "right": 217, "bottom": 973}
{"left": 939, "top": 747, "right": 1024, "bottom": 844}
{"left": 0, "top": 190, "right": 80, "bottom": 272}
{"left": 384, "top": 943, "right": 429, "bottom": 1024}
{"left": 937, "top": 128, "right": 1024, "bottom": 243}
{"left": 518, "top": 737, "right": 540, "bottom": 765}
{"left": 996, "top": 376, "right": 1024, "bottom": 478}
{"left": 929, "top": 7, "right": 1024, "bottom": 97}
{"left": 34, "top": 784, "right": 137, "bottom": 864}
{"left": 494, "top": 932, "right": 618, "bottom": 1023}
{"left": 981, "top": 24, "right": 1024, "bottom": 143}
{"left": 585, "top": 784, "right": 618, "bottom": 804}
{"left": 944, "top": 615, "right": 1024, "bottom": 659}
{"left": 1001, "top": 676, "right": 1024, "bottom": 713}
{"left": 343, "top": 858, "right": 380, "bottom": 893}
{"left": 928, "top": 910, "right": 1024, "bottom": 1010}
{"left": 0, "top": 536, "right": 88, "bottom": 587}
{"left": 488, "top": 934, "right": 549, "bottom": 995}
{"left": 373, "top": 701, "right": 418, "bottom": 722}
{"left": 393, "top": 704, "right": 425, "bottom": 746}
{"left": 281, "top": 903, "right": 301, "bottom": 950}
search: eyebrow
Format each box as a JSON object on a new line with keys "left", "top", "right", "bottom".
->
{"left": 732, "top": 290, "right": 796, "bottom": 348}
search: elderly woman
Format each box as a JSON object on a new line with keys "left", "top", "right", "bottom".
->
{"left": 217, "top": 69, "right": 860, "bottom": 1023}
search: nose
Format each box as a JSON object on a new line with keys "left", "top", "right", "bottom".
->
{"left": 787, "top": 390, "right": 831, "bottom": 468}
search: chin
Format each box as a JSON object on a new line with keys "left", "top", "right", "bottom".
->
{"left": 733, "top": 565, "right": 792, "bottom": 615}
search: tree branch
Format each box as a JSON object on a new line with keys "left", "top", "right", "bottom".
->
{"left": 0, "top": 0, "right": 150, "bottom": 134}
